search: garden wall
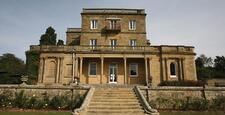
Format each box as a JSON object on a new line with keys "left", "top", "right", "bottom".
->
{"left": 140, "top": 86, "right": 225, "bottom": 100}
{"left": 0, "top": 84, "right": 89, "bottom": 98}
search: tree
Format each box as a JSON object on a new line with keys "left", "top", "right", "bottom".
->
{"left": 0, "top": 53, "right": 25, "bottom": 84}
{"left": 214, "top": 56, "right": 225, "bottom": 72}
{"left": 196, "top": 54, "right": 213, "bottom": 68}
{"left": 39, "top": 26, "right": 57, "bottom": 45}
{"left": 57, "top": 39, "right": 64, "bottom": 45}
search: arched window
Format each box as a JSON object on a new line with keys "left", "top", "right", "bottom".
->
{"left": 48, "top": 61, "right": 56, "bottom": 77}
{"left": 170, "top": 62, "right": 176, "bottom": 77}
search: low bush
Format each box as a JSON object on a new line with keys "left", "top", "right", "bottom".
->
{"left": 0, "top": 90, "right": 84, "bottom": 110}
{"left": 149, "top": 96, "right": 225, "bottom": 111}
{"left": 159, "top": 80, "right": 205, "bottom": 86}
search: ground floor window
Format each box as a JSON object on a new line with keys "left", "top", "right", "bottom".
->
{"left": 170, "top": 62, "right": 177, "bottom": 78}
{"left": 89, "top": 62, "right": 97, "bottom": 76}
{"left": 129, "top": 63, "right": 138, "bottom": 77}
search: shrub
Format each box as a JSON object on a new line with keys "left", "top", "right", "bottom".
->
{"left": 211, "top": 96, "right": 225, "bottom": 110}
{"left": 159, "top": 80, "right": 205, "bottom": 86}
{"left": 0, "top": 90, "right": 13, "bottom": 108}
{"left": 13, "top": 90, "right": 29, "bottom": 108}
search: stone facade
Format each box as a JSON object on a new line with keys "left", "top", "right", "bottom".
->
{"left": 28, "top": 8, "right": 197, "bottom": 86}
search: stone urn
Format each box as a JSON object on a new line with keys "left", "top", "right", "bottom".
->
{"left": 20, "top": 75, "right": 28, "bottom": 85}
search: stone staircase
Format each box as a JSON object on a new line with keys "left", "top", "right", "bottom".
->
{"left": 82, "top": 88, "right": 146, "bottom": 115}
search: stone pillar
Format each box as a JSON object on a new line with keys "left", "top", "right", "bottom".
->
{"left": 72, "top": 53, "right": 75, "bottom": 83}
{"left": 179, "top": 58, "right": 183, "bottom": 81}
{"left": 75, "top": 57, "right": 78, "bottom": 77}
{"left": 79, "top": 57, "right": 83, "bottom": 80}
{"left": 181, "top": 58, "right": 186, "bottom": 80}
{"left": 58, "top": 57, "right": 64, "bottom": 84}
{"left": 56, "top": 57, "right": 60, "bottom": 83}
{"left": 148, "top": 57, "right": 151, "bottom": 83}
{"left": 165, "top": 58, "right": 168, "bottom": 81}
{"left": 38, "top": 57, "right": 45, "bottom": 83}
{"left": 124, "top": 57, "right": 127, "bottom": 84}
{"left": 145, "top": 57, "right": 149, "bottom": 85}
{"left": 101, "top": 57, "right": 104, "bottom": 84}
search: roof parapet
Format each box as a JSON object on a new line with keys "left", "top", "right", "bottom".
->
{"left": 82, "top": 8, "right": 146, "bottom": 15}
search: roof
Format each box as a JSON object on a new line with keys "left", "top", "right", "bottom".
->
{"left": 82, "top": 8, "right": 146, "bottom": 15}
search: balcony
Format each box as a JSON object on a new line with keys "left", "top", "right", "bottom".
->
{"left": 102, "top": 24, "right": 121, "bottom": 33}
{"left": 29, "top": 45, "right": 195, "bottom": 54}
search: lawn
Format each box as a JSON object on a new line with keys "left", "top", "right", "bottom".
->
{"left": 161, "top": 111, "right": 225, "bottom": 115}
{"left": 0, "top": 111, "right": 70, "bottom": 115}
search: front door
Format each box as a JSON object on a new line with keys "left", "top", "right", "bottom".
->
{"left": 109, "top": 64, "right": 117, "bottom": 83}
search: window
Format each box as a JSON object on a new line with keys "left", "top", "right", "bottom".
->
{"left": 110, "top": 39, "right": 117, "bottom": 49}
{"left": 129, "top": 39, "right": 136, "bottom": 49}
{"left": 110, "top": 20, "right": 117, "bottom": 29}
{"left": 129, "top": 20, "right": 136, "bottom": 30}
{"left": 89, "top": 63, "right": 97, "bottom": 76}
{"left": 90, "top": 39, "right": 97, "bottom": 49}
{"left": 129, "top": 63, "right": 138, "bottom": 76}
{"left": 170, "top": 62, "right": 176, "bottom": 78}
{"left": 90, "top": 20, "right": 98, "bottom": 29}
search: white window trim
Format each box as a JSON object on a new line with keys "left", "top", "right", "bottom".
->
{"left": 129, "top": 63, "right": 138, "bottom": 77}
{"left": 129, "top": 20, "right": 136, "bottom": 30}
{"left": 88, "top": 62, "right": 97, "bottom": 77}
{"left": 90, "top": 20, "right": 98, "bottom": 29}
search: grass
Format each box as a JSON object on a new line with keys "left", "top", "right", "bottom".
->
{"left": 0, "top": 111, "right": 70, "bottom": 115}
{"left": 161, "top": 111, "right": 225, "bottom": 115}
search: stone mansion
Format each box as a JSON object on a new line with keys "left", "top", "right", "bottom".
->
{"left": 29, "top": 8, "right": 197, "bottom": 86}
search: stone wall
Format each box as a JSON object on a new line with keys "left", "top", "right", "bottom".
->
{"left": 140, "top": 86, "right": 225, "bottom": 101}
{"left": 0, "top": 85, "right": 89, "bottom": 98}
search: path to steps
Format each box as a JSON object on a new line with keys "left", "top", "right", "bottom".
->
{"left": 82, "top": 87, "right": 146, "bottom": 115}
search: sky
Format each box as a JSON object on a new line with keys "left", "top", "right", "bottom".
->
{"left": 0, "top": 0, "right": 225, "bottom": 61}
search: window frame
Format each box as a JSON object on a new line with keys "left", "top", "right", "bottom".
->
{"left": 129, "top": 63, "right": 138, "bottom": 77}
{"left": 90, "top": 20, "right": 98, "bottom": 29}
{"left": 89, "top": 39, "right": 97, "bottom": 49}
{"left": 88, "top": 62, "right": 97, "bottom": 77}
{"left": 129, "top": 20, "right": 136, "bottom": 30}
{"left": 170, "top": 62, "right": 177, "bottom": 78}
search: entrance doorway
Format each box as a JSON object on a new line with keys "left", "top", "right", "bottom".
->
{"left": 109, "top": 64, "right": 117, "bottom": 83}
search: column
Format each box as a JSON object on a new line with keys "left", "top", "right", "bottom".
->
{"left": 56, "top": 57, "right": 60, "bottom": 83}
{"left": 124, "top": 57, "right": 127, "bottom": 84}
{"left": 145, "top": 57, "right": 149, "bottom": 85}
{"left": 75, "top": 57, "right": 78, "bottom": 77}
{"left": 179, "top": 58, "right": 183, "bottom": 81}
{"left": 58, "top": 57, "right": 64, "bottom": 84}
{"left": 72, "top": 53, "right": 75, "bottom": 83}
{"left": 148, "top": 58, "right": 151, "bottom": 83}
{"left": 165, "top": 58, "right": 168, "bottom": 81}
{"left": 181, "top": 58, "right": 185, "bottom": 80}
{"left": 101, "top": 57, "right": 104, "bottom": 84}
{"left": 79, "top": 57, "right": 83, "bottom": 79}
{"left": 38, "top": 57, "right": 45, "bottom": 83}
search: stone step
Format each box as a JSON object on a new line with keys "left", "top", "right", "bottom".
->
{"left": 87, "top": 109, "right": 144, "bottom": 113}
{"left": 89, "top": 101, "right": 141, "bottom": 106}
{"left": 91, "top": 98, "right": 139, "bottom": 102}
{"left": 92, "top": 96, "right": 137, "bottom": 99}
{"left": 84, "top": 113, "right": 145, "bottom": 115}
{"left": 88, "top": 105, "right": 142, "bottom": 109}
{"left": 94, "top": 92, "right": 134, "bottom": 94}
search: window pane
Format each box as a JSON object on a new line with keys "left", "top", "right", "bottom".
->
{"left": 170, "top": 63, "right": 176, "bottom": 75}
{"left": 89, "top": 63, "right": 96, "bottom": 75}
{"left": 130, "top": 64, "right": 137, "bottom": 76}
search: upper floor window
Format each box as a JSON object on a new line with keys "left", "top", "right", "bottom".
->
{"left": 170, "top": 62, "right": 177, "bottom": 78}
{"left": 129, "top": 63, "right": 138, "bottom": 77}
{"left": 89, "top": 62, "right": 97, "bottom": 76}
{"left": 110, "top": 20, "right": 118, "bottom": 29}
{"left": 90, "top": 20, "right": 98, "bottom": 29}
{"left": 129, "top": 39, "right": 137, "bottom": 47}
{"left": 90, "top": 39, "right": 97, "bottom": 49}
{"left": 110, "top": 39, "right": 117, "bottom": 49}
{"left": 129, "top": 20, "right": 136, "bottom": 30}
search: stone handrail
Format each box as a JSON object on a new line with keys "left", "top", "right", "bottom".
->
{"left": 134, "top": 86, "right": 159, "bottom": 115}
{"left": 72, "top": 87, "right": 95, "bottom": 115}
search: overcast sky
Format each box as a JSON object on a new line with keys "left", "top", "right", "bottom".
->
{"left": 0, "top": 0, "right": 225, "bottom": 60}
